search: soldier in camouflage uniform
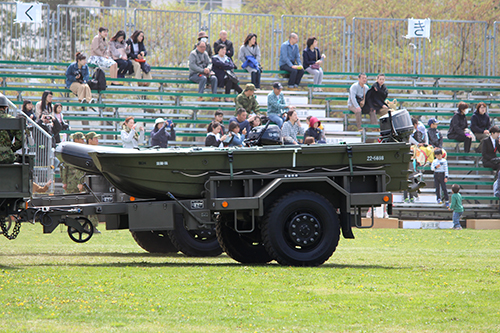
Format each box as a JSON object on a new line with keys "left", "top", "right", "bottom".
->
{"left": 0, "top": 95, "right": 23, "bottom": 164}
{"left": 234, "top": 84, "right": 260, "bottom": 116}
{"left": 60, "top": 132, "right": 85, "bottom": 193}
{"left": 85, "top": 131, "right": 101, "bottom": 145}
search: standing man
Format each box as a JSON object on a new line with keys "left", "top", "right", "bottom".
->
{"left": 189, "top": 41, "right": 218, "bottom": 100}
{"left": 0, "top": 95, "right": 23, "bottom": 164}
{"left": 235, "top": 84, "right": 260, "bottom": 115}
{"left": 214, "top": 30, "right": 235, "bottom": 60}
{"left": 267, "top": 82, "right": 295, "bottom": 128}
{"left": 347, "top": 73, "right": 369, "bottom": 130}
{"left": 279, "top": 33, "right": 304, "bottom": 88}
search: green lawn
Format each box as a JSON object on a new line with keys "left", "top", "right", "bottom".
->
{"left": 0, "top": 224, "right": 499, "bottom": 332}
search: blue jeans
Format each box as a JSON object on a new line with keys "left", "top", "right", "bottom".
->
{"left": 452, "top": 211, "right": 463, "bottom": 228}
{"left": 189, "top": 73, "right": 218, "bottom": 94}
{"left": 267, "top": 113, "right": 283, "bottom": 128}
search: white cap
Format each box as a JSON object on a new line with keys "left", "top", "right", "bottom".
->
{"left": 155, "top": 118, "right": 165, "bottom": 125}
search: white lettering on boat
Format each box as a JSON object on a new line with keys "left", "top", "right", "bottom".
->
{"left": 367, "top": 156, "right": 385, "bottom": 161}
{"left": 156, "top": 161, "right": 169, "bottom": 166}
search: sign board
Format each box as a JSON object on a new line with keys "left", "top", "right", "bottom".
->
{"left": 406, "top": 18, "right": 431, "bottom": 39}
{"left": 16, "top": 2, "right": 42, "bottom": 23}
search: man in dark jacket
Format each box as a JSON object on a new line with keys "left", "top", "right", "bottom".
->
{"left": 213, "top": 30, "right": 235, "bottom": 60}
{"left": 427, "top": 118, "right": 443, "bottom": 148}
{"left": 481, "top": 126, "right": 500, "bottom": 170}
{"left": 37, "top": 114, "right": 56, "bottom": 148}
{"left": 362, "top": 73, "right": 389, "bottom": 124}
{"left": 447, "top": 102, "right": 471, "bottom": 153}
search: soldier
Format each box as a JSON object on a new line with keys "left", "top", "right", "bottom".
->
{"left": 0, "top": 95, "right": 23, "bottom": 164}
{"left": 85, "top": 131, "right": 101, "bottom": 145}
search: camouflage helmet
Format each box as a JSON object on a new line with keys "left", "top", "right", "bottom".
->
{"left": 0, "top": 95, "right": 9, "bottom": 108}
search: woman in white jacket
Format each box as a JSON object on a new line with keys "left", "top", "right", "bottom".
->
{"left": 121, "top": 116, "right": 145, "bottom": 148}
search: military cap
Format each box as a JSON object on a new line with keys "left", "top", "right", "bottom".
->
{"left": 244, "top": 83, "right": 256, "bottom": 91}
{"left": 70, "top": 132, "right": 84, "bottom": 140}
{"left": 85, "top": 132, "right": 101, "bottom": 140}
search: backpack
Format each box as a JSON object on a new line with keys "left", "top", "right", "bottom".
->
{"left": 88, "top": 68, "right": 107, "bottom": 92}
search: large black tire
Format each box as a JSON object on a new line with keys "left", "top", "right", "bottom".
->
{"left": 261, "top": 190, "right": 340, "bottom": 267}
{"left": 168, "top": 214, "right": 222, "bottom": 257}
{"left": 216, "top": 216, "right": 273, "bottom": 264}
{"left": 130, "top": 230, "right": 179, "bottom": 254}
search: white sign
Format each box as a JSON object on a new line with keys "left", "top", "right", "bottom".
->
{"left": 16, "top": 2, "right": 42, "bottom": 23}
{"left": 406, "top": 18, "right": 431, "bottom": 40}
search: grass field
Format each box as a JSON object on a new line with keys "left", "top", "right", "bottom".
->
{"left": 0, "top": 224, "right": 499, "bottom": 332}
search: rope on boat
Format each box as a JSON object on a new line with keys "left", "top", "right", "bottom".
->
{"left": 251, "top": 169, "right": 280, "bottom": 175}
{"left": 320, "top": 166, "right": 349, "bottom": 172}
{"left": 177, "top": 171, "right": 210, "bottom": 178}
{"left": 356, "top": 165, "right": 387, "bottom": 170}
{"left": 285, "top": 168, "right": 316, "bottom": 173}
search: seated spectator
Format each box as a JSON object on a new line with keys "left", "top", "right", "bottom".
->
{"left": 121, "top": 116, "right": 144, "bottom": 148}
{"left": 409, "top": 117, "right": 428, "bottom": 146}
{"left": 127, "top": 30, "right": 153, "bottom": 86}
{"left": 249, "top": 115, "right": 261, "bottom": 129}
{"left": 51, "top": 103, "right": 69, "bottom": 144}
{"left": 281, "top": 110, "right": 304, "bottom": 145}
{"left": 470, "top": 102, "right": 491, "bottom": 153}
{"left": 65, "top": 53, "right": 93, "bottom": 104}
{"left": 447, "top": 102, "right": 472, "bottom": 153}
{"left": 235, "top": 84, "right": 260, "bottom": 115}
{"left": 347, "top": 73, "right": 369, "bottom": 129}
{"left": 214, "top": 30, "right": 234, "bottom": 60}
{"left": 194, "top": 31, "right": 212, "bottom": 57}
{"left": 35, "top": 90, "right": 53, "bottom": 121}
{"left": 303, "top": 37, "right": 325, "bottom": 89}
{"left": 151, "top": 117, "right": 176, "bottom": 148}
{"left": 481, "top": 125, "right": 500, "bottom": 170}
{"left": 212, "top": 44, "right": 242, "bottom": 100}
{"left": 304, "top": 116, "right": 326, "bottom": 144}
{"left": 88, "top": 27, "right": 118, "bottom": 81}
{"left": 227, "top": 121, "right": 246, "bottom": 147}
{"left": 427, "top": 118, "right": 443, "bottom": 148}
{"left": 85, "top": 131, "right": 100, "bottom": 145}
{"left": 267, "top": 82, "right": 295, "bottom": 128}
{"left": 109, "top": 30, "right": 133, "bottom": 79}
{"left": 205, "top": 121, "right": 227, "bottom": 147}
{"left": 207, "top": 110, "right": 226, "bottom": 135}
{"left": 229, "top": 108, "right": 254, "bottom": 134}
{"left": 238, "top": 33, "right": 262, "bottom": 89}
{"left": 37, "top": 114, "right": 55, "bottom": 148}
{"left": 22, "top": 99, "right": 34, "bottom": 120}
{"left": 362, "top": 73, "right": 389, "bottom": 124}
{"left": 279, "top": 33, "right": 304, "bottom": 88}
{"left": 189, "top": 41, "right": 218, "bottom": 100}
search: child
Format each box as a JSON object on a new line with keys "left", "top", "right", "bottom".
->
{"left": 427, "top": 118, "right": 443, "bottom": 148}
{"left": 449, "top": 184, "right": 463, "bottom": 230}
{"left": 227, "top": 121, "right": 246, "bottom": 147}
{"left": 431, "top": 148, "right": 449, "bottom": 206}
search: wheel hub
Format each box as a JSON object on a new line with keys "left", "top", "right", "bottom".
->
{"left": 287, "top": 213, "right": 322, "bottom": 247}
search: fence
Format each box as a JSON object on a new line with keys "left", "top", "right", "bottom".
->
{"left": 2, "top": 2, "right": 500, "bottom": 76}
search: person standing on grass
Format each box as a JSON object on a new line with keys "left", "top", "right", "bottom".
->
{"left": 431, "top": 148, "right": 449, "bottom": 207}
{"left": 449, "top": 184, "right": 463, "bottom": 230}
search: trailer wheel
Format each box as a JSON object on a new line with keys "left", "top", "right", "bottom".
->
{"left": 130, "top": 231, "right": 179, "bottom": 254}
{"left": 168, "top": 214, "right": 222, "bottom": 257}
{"left": 216, "top": 217, "right": 273, "bottom": 264}
{"left": 67, "top": 217, "right": 94, "bottom": 243}
{"left": 262, "top": 190, "right": 340, "bottom": 267}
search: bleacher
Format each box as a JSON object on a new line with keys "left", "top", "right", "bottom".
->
{"left": 2, "top": 59, "right": 500, "bottom": 218}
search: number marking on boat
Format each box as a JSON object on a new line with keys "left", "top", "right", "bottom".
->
{"left": 156, "top": 161, "right": 169, "bottom": 166}
{"left": 367, "top": 155, "right": 384, "bottom": 161}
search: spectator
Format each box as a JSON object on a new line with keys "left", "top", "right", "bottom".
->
{"left": 494, "top": 170, "right": 500, "bottom": 198}
{"left": 85, "top": 132, "right": 101, "bottom": 145}
{"left": 448, "top": 102, "right": 472, "bottom": 153}
{"left": 249, "top": 115, "right": 262, "bottom": 129}
{"left": 481, "top": 125, "right": 500, "bottom": 170}
{"left": 127, "top": 30, "right": 153, "bottom": 87}
{"left": 109, "top": 30, "right": 133, "bottom": 79}
{"left": 267, "top": 82, "right": 294, "bottom": 128}
{"left": 281, "top": 109, "right": 304, "bottom": 145}
{"left": 22, "top": 100, "right": 34, "bottom": 120}
{"left": 212, "top": 44, "right": 242, "bottom": 100}
{"left": 51, "top": 103, "right": 69, "bottom": 144}
{"left": 347, "top": 73, "right": 369, "bottom": 129}
{"left": 121, "top": 116, "right": 144, "bottom": 148}
{"left": 88, "top": 27, "right": 118, "bottom": 81}
{"left": 279, "top": 33, "right": 304, "bottom": 88}
{"left": 194, "top": 31, "right": 212, "bottom": 57}
{"left": 65, "top": 53, "right": 93, "bottom": 104}
{"left": 151, "top": 117, "right": 176, "bottom": 148}
{"left": 431, "top": 148, "right": 449, "bottom": 206}
{"left": 427, "top": 118, "right": 443, "bottom": 148}
{"left": 35, "top": 90, "right": 53, "bottom": 121}
{"left": 205, "top": 121, "right": 227, "bottom": 147}
{"left": 214, "top": 30, "right": 234, "bottom": 60}
{"left": 207, "top": 110, "right": 226, "bottom": 135}
{"left": 362, "top": 73, "right": 389, "bottom": 124}
{"left": 470, "top": 102, "right": 491, "bottom": 153}
{"left": 235, "top": 84, "right": 260, "bottom": 115}
{"left": 229, "top": 108, "right": 253, "bottom": 135}
{"left": 304, "top": 116, "right": 326, "bottom": 144}
{"left": 189, "top": 41, "right": 218, "bottom": 100}
{"left": 303, "top": 37, "right": 325, "bottom": 89}
{"left": 227, "top": 121, "right": 246, "bottom": 147}
{"left": 37, "top": 114, "right": 55, "bottom": 148}
{"left": 449, "top": 184, "right": 463, "bottom": 230}
{"left": 409, "top": 117, "right": 428, "bottom": 146}
{"left": 239, "top": 33, "right": 262, "bottom": 89}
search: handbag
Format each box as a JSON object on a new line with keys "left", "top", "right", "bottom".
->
{"left": 309, "top": 49, "right": 321, "bottom": 70}
{"left": 140, "top": 62, "right": 151, "bottom": 74}
{"left": 226, "top": 69, "right": 239, "bottom": 84}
